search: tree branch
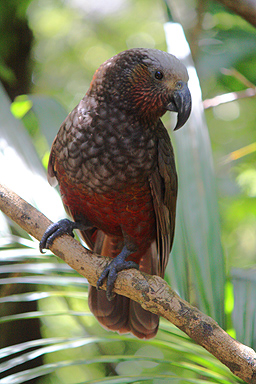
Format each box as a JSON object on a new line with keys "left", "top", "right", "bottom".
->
{"left": 203, "top": 68, "right": 256, "bottom": 109}
{"left": 0, "top": 182, "right": 256, "bottom": 383}
{"left": 216, "top": 0, "right": 256, "bottom": 28}
{"left": 203, "top": 87, "right": 256, "bottom": 109}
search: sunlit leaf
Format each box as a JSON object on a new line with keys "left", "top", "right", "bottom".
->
{"left": 0, "top": 310, "right": 92, "bottom": 324}
{"left": 10, "top": 95, "right": 33, "bottom": 119}
{"left": 0, "top": 275, "right": 88, "bottom": 287}
{"left": 0, "top": 262, "right": 74, "bottom": 274}
{"left": 0, "top": 291, "right": 87, "bottom": 304}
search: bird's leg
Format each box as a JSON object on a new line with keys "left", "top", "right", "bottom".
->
{"left": 97, "top": 245, "right": 139, "bottom": 301}
{"left": 39, "top": 218, "right": 91, "bottom": 253}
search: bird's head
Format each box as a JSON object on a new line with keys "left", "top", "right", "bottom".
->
{"left": 88, "top": 48, "right": 191, "bottom": 129}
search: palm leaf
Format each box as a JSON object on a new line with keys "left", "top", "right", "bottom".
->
{"left": 0, "top": 83, "right": 65, "bottom": 226}
{"left": 164, "top": 22, "right": 226, "bottom": 327}
{"left": 231, "top": 268, "right": 256, "bottom": 350}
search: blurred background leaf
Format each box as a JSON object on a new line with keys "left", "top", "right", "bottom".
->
{"left": 231, "top": 268, "right": 256, "bottom": 351}
{"left": 164, "top": 21, "right": 225, "bottom": 328}
{"left": 1, "top": 0, "right": 256, "bottom": 382}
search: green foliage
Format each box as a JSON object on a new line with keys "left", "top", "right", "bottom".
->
{"left": 27, "top": 0, "right": 167, "bottom": 110}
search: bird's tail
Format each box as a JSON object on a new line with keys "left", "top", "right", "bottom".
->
{"left": 87, "top": 231, "right": 159, "bottom": 339}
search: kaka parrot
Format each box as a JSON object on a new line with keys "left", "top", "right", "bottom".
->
{"left": 40, "top": 48, "right": 191, "bottom": 339}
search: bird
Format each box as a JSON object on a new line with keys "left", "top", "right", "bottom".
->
{"left": 40, "top": 48, "right": 191, "bottom": 339}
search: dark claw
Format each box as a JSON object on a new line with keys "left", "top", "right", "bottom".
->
{"left": 39, "top": 218, "right": 78, "bottom": 253}
{"left": 97, "top": 255, "right": 139, "bottom": 301}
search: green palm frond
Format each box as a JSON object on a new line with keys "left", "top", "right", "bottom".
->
{"left": 164, "top": 22, "right": 225, "bottom": 328}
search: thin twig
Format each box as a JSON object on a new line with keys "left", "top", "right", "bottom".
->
{"left": 203, "top": 67, "right": 256, "bottom": 109}
{"left": 0, "top": 183, "right": 256, "bottom": 383}
{"left": 203, "top": 87, "right": 256, "bottom": 109}
{"left": 221, "top": 68, "right": 256, "bottom": 89}
{"left": 221, "top": 142, "right": 256, "bottom": 164}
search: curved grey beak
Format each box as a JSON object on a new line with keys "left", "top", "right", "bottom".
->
{"left": 166, "top": 82, "right": 192, "bottom": 130}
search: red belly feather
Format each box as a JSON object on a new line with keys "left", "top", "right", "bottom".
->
{"left": 58, "top": 171, "right": 156, "bottom": 260}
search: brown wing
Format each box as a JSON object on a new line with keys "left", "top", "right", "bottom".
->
{"left": 149, "top": 120, "right": 178, "bottom": 277}
{"left": 46, "top": 112, "right": 98, "bottom": 250}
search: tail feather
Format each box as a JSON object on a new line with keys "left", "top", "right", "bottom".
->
{"left": 84, "top": 230, "right": 159, "bottom": 339}
{"left": 129, "top": 301, "right": 159, "bottom": 339}
{"left": 88, "top": 286, "right": 130, "bottom": 333}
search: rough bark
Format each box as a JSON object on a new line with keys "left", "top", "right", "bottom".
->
{"left": 0, "top": 182, "right": 256, "bottom": 383}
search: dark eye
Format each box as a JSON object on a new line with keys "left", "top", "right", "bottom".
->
{"left": 176, "top": 81, "right": 184, "bottom": 90}
{"left": 155, "top": 70, "right": 164, "bottom": 80}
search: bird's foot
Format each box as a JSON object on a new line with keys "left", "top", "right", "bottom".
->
{"left": 97, "top": 246, "right": 139, "bottom": 301}
{"left": 39, "top": 218, "right": 86, "bottom": 253}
